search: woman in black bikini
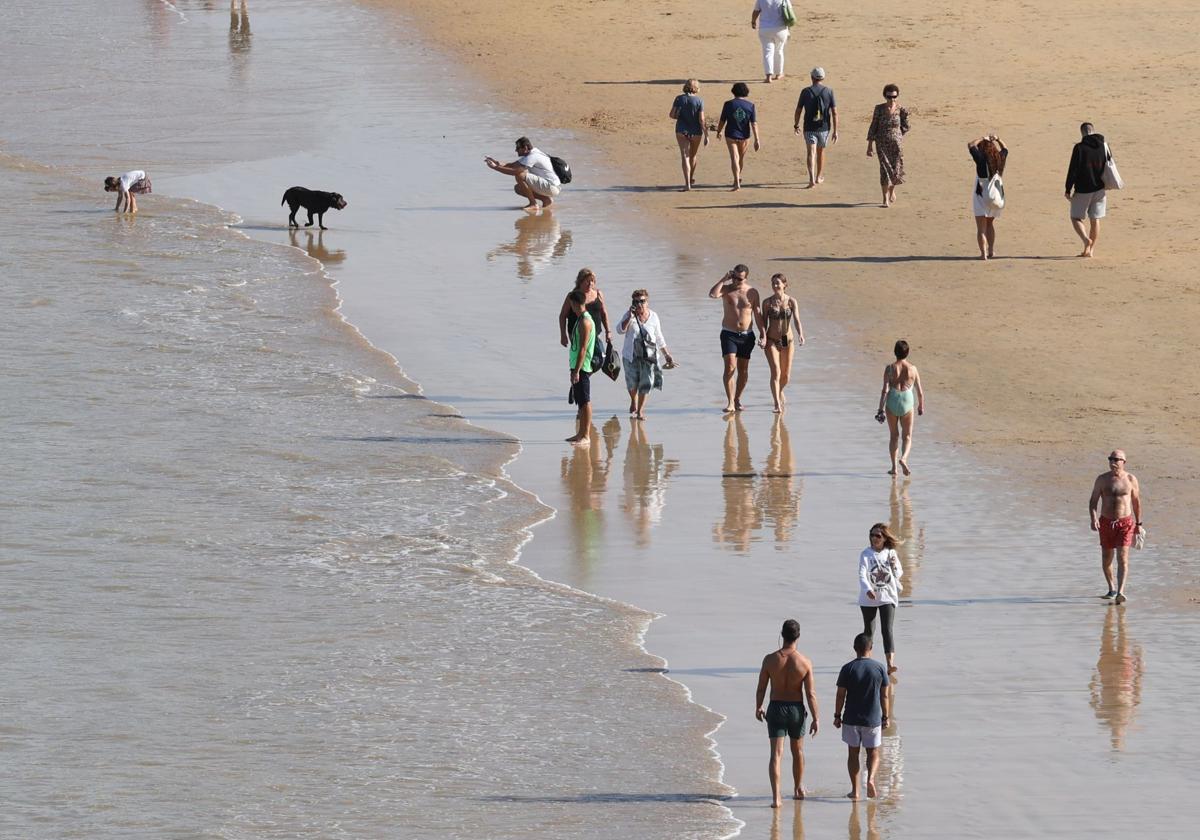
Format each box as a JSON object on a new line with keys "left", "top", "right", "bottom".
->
{"left": 757, "top": 273, "right": 804, "bottom": 413}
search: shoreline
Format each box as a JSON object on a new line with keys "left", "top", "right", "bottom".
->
{"left": 373, "top": 0, "right": 1199, "bottom": 554}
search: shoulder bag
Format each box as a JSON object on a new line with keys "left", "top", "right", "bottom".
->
{"left": 781, "top": 0, "right": 797, "bottom": 28}
{"left": 1102, "top": 142, "right": 1124, "bottom": 190}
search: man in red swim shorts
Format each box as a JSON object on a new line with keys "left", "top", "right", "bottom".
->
{"left": 1087, "top": 449, "right": 1143, "bottom": 605}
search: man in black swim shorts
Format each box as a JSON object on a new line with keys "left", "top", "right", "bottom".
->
{"left": 709, "top": 265, "right": 762, "bottom": 412}
{"left": 755, "top": 619, "right": 820, "bottom": 806}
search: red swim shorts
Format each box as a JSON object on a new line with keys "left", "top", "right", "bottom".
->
{"left": 1099, "top": 515, "right": 1135, "bottom": 550}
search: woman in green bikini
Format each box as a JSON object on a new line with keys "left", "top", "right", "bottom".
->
{"left": 875, "top": 340, "right": 924, "bottom": 475}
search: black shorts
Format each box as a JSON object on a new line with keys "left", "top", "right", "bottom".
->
{"left": 571, "top": 370, "right": 592, "bottom": 405}
{"left": 720, "top": 329, "right": 756, "bottom": 359}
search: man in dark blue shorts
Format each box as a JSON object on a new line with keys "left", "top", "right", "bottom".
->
{"left": 709, "top": 265, "right": 763, "bottom": 412}
{"left": 755, "top": 619, "right": 819, "bottom": 806}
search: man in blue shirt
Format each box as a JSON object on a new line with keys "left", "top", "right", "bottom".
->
{"left": 793, "top": 67, "right": 838, "bottom": 188}
{"left": 833, "top": 632, "right": 889, "bottom": 800}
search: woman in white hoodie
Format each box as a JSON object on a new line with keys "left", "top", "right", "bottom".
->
{"left": 858, "top": 522, "right": 904, "bottom": 673}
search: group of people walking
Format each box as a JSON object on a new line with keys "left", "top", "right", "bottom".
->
{"left": 755, "top": 521, "right": 904, "bottom": 805}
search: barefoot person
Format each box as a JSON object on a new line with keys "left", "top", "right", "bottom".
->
{"left": 1064, "top": 122, "right": 1110, "bottom": 258}
{"left": 670, "top": 79, "right": 709, "bottom": 190}
{"left": 866, "top": 84, "right": 910, "bottom": 207}
{"left": 968, "top": 134, "right": 1008, "bottom": 259}
{"left": 1088, "top": 450, "right": 1143, "bottom": 604}
{"left": 565, "top": 290, "right": 596, "bottom": 446}
{"left": 794, "top": 68, "right": 837, "bottom": 188}
{"left": 755, "top": 619, "right": 819, "bottom": 807}
{"left": 709, "top": 265, "right": 763, "bottom": 412}
{"left": 833, "top": 633, "right": 889, "bottom": 801}
{"left": 751, "top": 0, "right": 791, "bottom": 84}
{"left": 758, "top": 273, "right": 804, "bottom": 413}
{"left": 875, "top": 340, "right": 924, "bottom": 475}
{"left": 485, "top": 136, "right": 561, "bottom": 212}
{"left": 716, "top": 83, "right": 760, "bottom": 191}
{"left": 858, "top": 524, "right": 903, "bottom": 674}
{"left": 103, "top": 169, "right": 152, "bottom": 213}
{"left": 617, "top": 289, "right": 673, "bottom": 420}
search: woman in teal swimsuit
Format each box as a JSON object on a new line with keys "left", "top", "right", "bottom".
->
{"left": 875, "top": 340, "right": 924, "bottom": 475}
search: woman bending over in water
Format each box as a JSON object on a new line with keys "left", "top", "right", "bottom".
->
{"left": 758, "top": 273, "right": 804, "bottom": 413}
{"left": 875, "top": 339, "right": 924, "bottom": 475}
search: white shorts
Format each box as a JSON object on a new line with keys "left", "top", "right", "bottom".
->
{"left": 1070, "top": 189, "right": 1107, "bottom": 220}
{"left": 972, "top": 177, "right": 1002, "bottom": 218}
{"left": 841, "top": 724, "right": 882, "bottom": 749}
{"left": 523, "top": 172, "right": 561, "bottom": 198}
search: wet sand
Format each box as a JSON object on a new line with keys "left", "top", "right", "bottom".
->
{"left": 374, "top": 0, "right": 1200, "bottom": 555}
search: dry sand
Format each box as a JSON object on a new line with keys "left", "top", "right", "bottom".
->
{"left": 371, "top": 0, "right": 1199, "bottom": 549}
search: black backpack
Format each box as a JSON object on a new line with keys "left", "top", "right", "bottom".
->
{"left": 550, "top": 156, "right": 573, "bottom": 184}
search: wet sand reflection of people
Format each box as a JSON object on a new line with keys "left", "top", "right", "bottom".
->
{"left": 847, "top": 801, "right": 880, "bottom": 840}
{"left": 486, "top": 212, "right": 572, "bottom": 280}
{"left": 757, "top": 414, "right": 801, "bottom": 547}
{"left": 289, "top": 228, "right": 346, "bottom": 265}
{"left": 713, "top": 412, "right": 759, "bottom": 552}
{"left": 561, "top": 421, "right": 617, "bottom": 587}
{"left": 1089, "top": 606, "right": 1143, "bottom": 750}
{"left": 768, "top": 801, "right": 805, "bottom": 840}
{"left": 621, "top": 419, "right": 679, "bottom": 548}
{"left": 888, "top": 478, "right": 923, "bottom": 598}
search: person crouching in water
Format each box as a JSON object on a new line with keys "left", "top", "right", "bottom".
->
{"left": 104, "top": 170, "right": 152, "bottom": 213}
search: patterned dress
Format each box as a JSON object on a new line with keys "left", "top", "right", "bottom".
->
{"left": 867, "top": 104, "right": 910, "bottom": 187}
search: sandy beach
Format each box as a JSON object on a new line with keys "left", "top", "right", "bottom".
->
{"left": 378, "top": 0, "right": 1200, "bottom": 552}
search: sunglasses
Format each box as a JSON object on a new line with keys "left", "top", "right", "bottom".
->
{"left": 1108, "top": 457, "right": 1125, "bottom": 463}
{"left": 886, "top": 94, "right": 899, "bottom": 99}
{"left": 633, "top": 298, "right": 647, "bottom": 303}
{"left": 870, "top": 532, "right": 885, "bottom": 539}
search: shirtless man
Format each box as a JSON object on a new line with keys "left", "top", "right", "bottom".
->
{"left": 709, "top": 265, "right": 763, "bottom": 412}
{"left": 755, "top": 619, "right": 819, "bottom": 807}
{"left": 1088, "top": 450, "right": 1143, "bottom": 604}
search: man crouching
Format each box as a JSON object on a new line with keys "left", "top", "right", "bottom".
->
{"left": 485, "top": 136, "right": 561, "bottom": 212}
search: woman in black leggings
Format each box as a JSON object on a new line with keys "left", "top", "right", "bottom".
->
{"left": 857, "top": 522, "right": 904, "bottom": 673}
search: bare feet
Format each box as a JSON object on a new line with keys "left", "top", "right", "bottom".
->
{"left": 979, "top": 253, "right": 988, "bottom": 261}
{"left": 541, "top": 197, "right": 554, "bottom": 208}
{"left": 731, "top": 184, "right": 741, "bottom": 192}
{"left": 772, "top": 404, "right": 782, "bottom": 413}
{"left": 734, "top": 400, "right": 744, "bottom": 412}
{"left": 898, "top": 459, "right": 911, "bottom": 476}
{"left": 565, "top": 434, "right": 590, "bottom": 446}
{"left": 764, "top": 76, "right": 773, "bottom": 84}
{"left": 793, "top": 787, "right": 805, "bottom": 800}
{"left": 866, "top": 779, "right": 878, "bottom": 798}
{"left": 817, "top": 175, "right": 825, "bottom": 184}
{"left": 887, "top": 468, "right": 896, "bottom": 476}
{"left": 771, "top": 797, "right": 782, "bottom": 808}
{"left": 522, "top": 204, "right": 539, "bottom": 213}
{"left": 846, "top": 789, "right": 862, "bottom": 801}
{"left": 723, "top": 403, "right": 736, "bottom": 414}
{"left": 634, "top": 411, "right": 645, "bottom": 420}
{"left": 804, "top": 182, "right": 816, "bottom": 189}
{"left": 1115, "top": 593, "right": 1127, "bottom": 605}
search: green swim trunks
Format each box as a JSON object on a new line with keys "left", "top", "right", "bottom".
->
{"left": 765, "top": 700, "right": 807, "bottom": 739}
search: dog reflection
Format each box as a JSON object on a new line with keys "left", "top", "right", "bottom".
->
{"left": 289, "top": 228, "right": 346, "bottom": 265}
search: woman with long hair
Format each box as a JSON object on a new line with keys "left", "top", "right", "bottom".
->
{"left": 758, "top": 273, "right": 804, "bottom": 413}
{"left": 669, "top": 79, "right": 708, "bottom": 191}
{"left": 558, "top": 267, "right": 612, "bottom": 363}
{"left": 968, "top": 133, "right": 1008, "bottom": 259}
{"left": 716, "top": 82, "right": 760, "bottom": 191}
{"left": 858, "top": 523, "right": 904, "bottom": 673}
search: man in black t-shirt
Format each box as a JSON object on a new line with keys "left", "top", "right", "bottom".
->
{"left": 793, "top": 67, "right": 838, "bottom": 188}
{"left": 833, "top": 633, "right": 889, "bottom": 800}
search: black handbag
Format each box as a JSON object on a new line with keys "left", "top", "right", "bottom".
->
{"left": 600, "top": 343, "right": 621, "bottom": 381}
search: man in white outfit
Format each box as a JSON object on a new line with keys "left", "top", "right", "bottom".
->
{"left": 751, "top": 0, "right": 792, "bottom": 84}
{"left": 485, "top": 136, "right": 562, "bottom": 213}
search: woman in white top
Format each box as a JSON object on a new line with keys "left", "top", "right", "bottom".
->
{"left": 858, "top": 523, "right": 904, "bottom": 673}
{"left": 617, "top": 288, "right": 673, "bottom": 420}
{"left": 751, "top": 0, "right": 791, "bottom": 84}
{"left": 103, "top": 169, "right": 152, "bottom": 213}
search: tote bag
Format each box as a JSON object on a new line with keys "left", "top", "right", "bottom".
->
{"left": 781, "top": 0, "right": 797, "bottom": 28}
{"left": 1102, "top": 142, "right": 1124, "bottom": 190}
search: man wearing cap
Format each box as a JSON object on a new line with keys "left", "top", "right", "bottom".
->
{"left": 794, "top": 67, "right": 838, "bottom": 188}
{"left": 1088, "top": 450, "right": 1143, "bottom": 604}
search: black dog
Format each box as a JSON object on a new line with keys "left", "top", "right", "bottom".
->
{"left": 281, "top": 186, "right": 348, "bottom": 230}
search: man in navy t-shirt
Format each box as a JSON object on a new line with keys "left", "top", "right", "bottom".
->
{"left": 793, "top": 67, "right": 838, "bottom": 188}
{"left": 834, "top": 632, "right": 889, "bottom": 800}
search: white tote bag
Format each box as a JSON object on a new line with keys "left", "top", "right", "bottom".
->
{"left": 1102, "top": 142, "right": 1124, "bottom": 190}
{"left": 985, "top": 172, "right": 1005, "bottom": 210}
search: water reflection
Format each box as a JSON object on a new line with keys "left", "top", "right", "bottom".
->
{"left": 620, "top": 419, "right": 679, "bottom": 548}
{"left": 768, "top": 802, "right": 805, "bottom": 840}
{"left": 560, "top": 419, "right": 620, "bottom": 587}
{"left": 757, "top": 414, "right": 801, "bottom": 547}
{"left": 889, "top": 478, "right": 924, "bottom": 597}
{"left": 878, "top": 682, "right": 904, "bottom": 803}
{"left": 713, "top": 413, "right": 759, "bottom": 553}
{"left": 486, "top": 211, "right": 573, "bottom": 280}
{"left": 229, "top": 0, "right": 252, "bottom": 58}
{"left": 1089, "top": 606, "right": 1143, "bottom": 750}
{"left": 289, "top": 228, "right": 346, "bottom": 265}
{"left": 847, "top": 801, "right": 880, "bottom": 840}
